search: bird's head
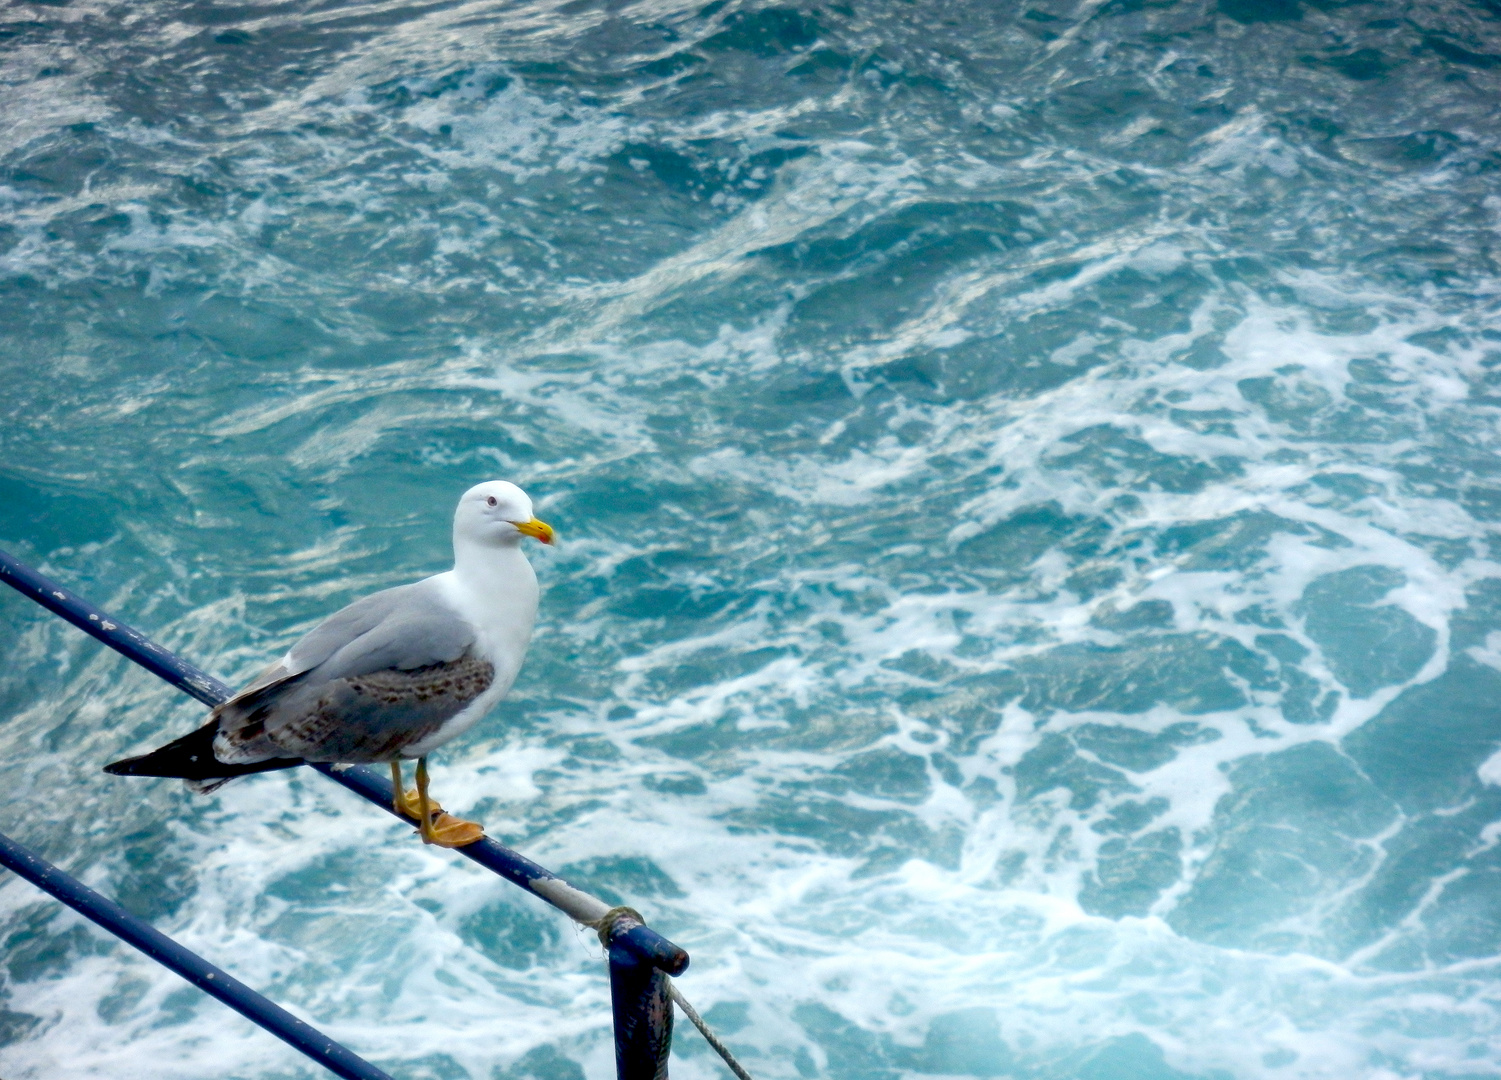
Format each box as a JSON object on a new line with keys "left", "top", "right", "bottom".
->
{"left": 454, "top": 481, "right": 555, "bottom": 549}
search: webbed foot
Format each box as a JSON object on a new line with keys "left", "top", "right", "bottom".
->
{"left": 412, "top": 756, "right": 484, "bottom": 847}
{"left": 422, "top": 812, "right": 485, "bottom": 847}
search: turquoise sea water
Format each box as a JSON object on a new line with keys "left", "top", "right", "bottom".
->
{"left": 3, "top": 0, "right": 1501, "bottom": 1076}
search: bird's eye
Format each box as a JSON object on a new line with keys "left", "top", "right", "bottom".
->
{"left": 486, "top": 495, "right": 498, "bottom": 507}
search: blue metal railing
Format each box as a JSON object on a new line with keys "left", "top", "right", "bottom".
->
{"left": 0, "top": 547, "right": 685, "bottom": 1079}
{"left": 0, "top": 829, "right": 394, "bottom": 1080}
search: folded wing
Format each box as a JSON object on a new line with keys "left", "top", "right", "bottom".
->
{"left": 213, "top": 579, "right": 494, "bottom": 765}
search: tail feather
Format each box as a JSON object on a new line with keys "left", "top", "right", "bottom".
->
{"left": 104, "top": 720, "right": 302, "bottom": 786}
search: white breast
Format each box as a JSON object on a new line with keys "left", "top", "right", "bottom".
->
{"left": 400, "top": 551, "right": 539, "bottom": 758}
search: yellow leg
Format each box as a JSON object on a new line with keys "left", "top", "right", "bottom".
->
{"left": 390, "top": 761, "right": 432, "bottom": 820}
{"left": 392, "top": 761, "right": 411, "bottom": 818}
{"left": 414, "top": 756, "right": 484, "bottom": 848}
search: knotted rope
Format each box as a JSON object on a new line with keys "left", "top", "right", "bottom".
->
{"left": 594, "top": 905, "right": 647, "bottom": 949}
{"left": 592, "top": 907, "right": 755, "bottom": 1080}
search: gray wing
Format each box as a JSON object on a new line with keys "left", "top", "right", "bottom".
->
{"left": 285, "top": 585, "right": 417, "bottom": 675}
{"left": 212, "top": 580, "right": 493, "bottom": 765}
{"left": 210, "top": 585, "right": 419, "bottom": 708}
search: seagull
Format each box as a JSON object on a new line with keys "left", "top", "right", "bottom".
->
{"left": 104, "top": 480, "right": 553, "bottom": 848}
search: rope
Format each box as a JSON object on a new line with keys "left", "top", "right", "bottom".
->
{"left": 668, "top": 982, "right": 755, "bottom": 1080}
{"left": 593, "top": 905, "right": 646, "bottom": 949}
{"left": 593, "top": 906, "right": 754, "bottom": 1080}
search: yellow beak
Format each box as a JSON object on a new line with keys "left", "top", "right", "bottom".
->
{"left": 513, "top": 516, "right": 555, "bottom": 545}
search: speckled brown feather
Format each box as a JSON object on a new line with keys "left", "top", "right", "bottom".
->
{"left": 217, "top": 653, "right": 496, "bottom": 764}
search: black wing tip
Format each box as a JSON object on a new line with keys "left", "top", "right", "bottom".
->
{"left": 103, "top": 718, "right": 304, "bottom": 783}
{"left": 102, "top": 718, "right": 223, "bottom": 780}
{"left": 101, "top": 751, "right": 207, "bottom": 778}
{"left": 102, "top": 747, "right": 304, "bottom": 782}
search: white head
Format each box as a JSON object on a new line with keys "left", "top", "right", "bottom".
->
{"left": 452, "top": 481, "right": 555, "bottom": 552}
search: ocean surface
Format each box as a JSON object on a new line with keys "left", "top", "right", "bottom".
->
{"left": 2, "top": 0, "right": 1501, "bottom": 1076}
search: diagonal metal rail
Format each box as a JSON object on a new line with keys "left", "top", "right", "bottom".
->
{"left": 0, "top": 547, "right": 688, "bottom": 978}
{"left": 0, "top": 829, "right": 395, "bottom": 1080}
